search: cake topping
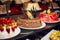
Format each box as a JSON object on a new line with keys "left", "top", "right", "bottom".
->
{"left": 0, "top": 25, "right": 4, "bottom": 32}
{"left": 43, "top": 9, "right": 51, "bottom": 14}
{"left": 0, "top": 18, "right": 18, "bottom": 33}
{"left": 26, "top": 11, "right": 34, "bottom": 19}
{"left": 6, "top": 25, "right": 10, "bottom": 33}
{"left": 50, "top": 30, "right": 60, "bottom": 40}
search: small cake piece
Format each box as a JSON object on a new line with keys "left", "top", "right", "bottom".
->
{"left": 50, "top": 30, "right": 60, "bottom": 40}
{"left": 23, "top": 2, "right": 41, "bottom": 10}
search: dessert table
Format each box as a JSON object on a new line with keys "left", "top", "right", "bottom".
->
{"left": 1, "top": 18, "right": 60, "bottom": 40}
{"left": 0, "top": 9, "right": 60, "bottom": 40}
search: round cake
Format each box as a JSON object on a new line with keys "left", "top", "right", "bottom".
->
{"left": 50, "top": 30, "right": 60, "bottom": 40}
{"left": 18, "top": 17, "right": 41, "bottom": 28}
{"left": 39, "top": 9, "right": 58, "bottom": 22}
{"left": 0, "top": 18, "right": 20, "bottom": 39}
{"left": 17, "top": 11, "right": 42, "bottom": 28}
{"left": 23, "top": 2, "right": 41, "bottom": 10}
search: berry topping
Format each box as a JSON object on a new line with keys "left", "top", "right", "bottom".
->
{"left": 6, "top": 26, "right": 10, "bottom": 33}
{"left": 0, "top": 18, "right": 18, "bottom": 33}
{"left": 12, "top": 27, "right": 15, "bottom": 32}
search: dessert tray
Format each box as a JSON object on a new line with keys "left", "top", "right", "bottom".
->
{"left": 0, "top": 27, "right": 21, "bottom": 39}
{"left": 41, "top": 29, "right": 56, "bottom": 40}
{"left": 19, "top": 21, "right": 46, "bottom": 30}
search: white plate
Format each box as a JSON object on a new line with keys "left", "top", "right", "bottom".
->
{"left": 19, "top": 21, "right": 46, "bottom": 30}
{"left": 22, "top": 8, "right": 41, "bottom": 11}
{"left": 44, "top": 18, "right": 60, "bottom": 23}
{"left": 0, "top": 27, "right": 21, "bottom": 39}
{"left": 41, "top": 29, "right": 56, "bottom": 40}
{"left": 49, "top": 7, "right": 60, "bottom": 9}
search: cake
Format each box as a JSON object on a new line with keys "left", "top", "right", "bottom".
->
{"left": 17, "top": 11, "right": 41, "bottom": 28}
{"left": 50, "top": 30, "right": 60, "bottom": 40}
{"left": 23, "top": 2, "right": 41, "bottom": 10}
{"left": 39, "top": 9, "right": 58, "bottom": 22}
{"left": 0, "top": 5, "right": 7, "bottom": 14}
{"left": 0, "top": 18, "right": 20, "bottom": 39}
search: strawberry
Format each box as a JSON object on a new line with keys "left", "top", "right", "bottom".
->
{"left": 6, "top": 26, "right": 10, "bottom": 33}
{"left": 7, "top": 19, "right": 15, "bottom": 26}
{"left": 0, "top": 27, "right": 4, "bottom": 32}
{"left": 14, "top": 26, "right": 17, "bottom": 28}
{"left": 14, "top": 23, "right": 18, "bottom": 28}
{"left": 11, "top": 23, "right": 16, "bottom": 32}
{"left": 39, "top": 13, "right": 46, "bottom": 18}
{"left": 11, "top": 27, "right": 15, "bottom": 32}
{"left": 0, "top": 25, "right": 4, "bottom": 32}
{"left": 50, "top": 13, "right": 58, "bottom": 21}
{"left": 11, "top": 7, "right": 20, "bottom": 14}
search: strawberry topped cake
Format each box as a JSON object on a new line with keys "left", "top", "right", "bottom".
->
{"left": 39, "top": 9, "right": 59, "bottom": 23}
{"left": 0, "top": 18, "right": 20, "bottom": 39}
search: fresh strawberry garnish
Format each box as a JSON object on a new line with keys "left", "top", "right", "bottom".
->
{"left": 50, "top": 12, "right": 58, "bottom": 21}
{"left": 12, "top": 27, "right": 15, "bottom": 32}
{"left": 11, "top": 22, "right": 18, "bottom": 32}
{"left": 39, "top": 13, "right": 46, "bottom": 18}
{"left": 14, "top": 26, "right": 17, "bottom": 28}
{"left": 6, "top": 26, "right": 10, "bottom": 33}
{"left": 7, "top": 19, "right": 15, "bottom": 26}
{"left": 0, "top": 17, "right": 18, "bottom": 33}
{"left": 0, "top": 25, "right": 4, "bottom": 32}
{"left": 14, "top": 25, "right": 18, "bottom": 28}
{"left": 0, "top": 27, "right": 4, "bottom": 32}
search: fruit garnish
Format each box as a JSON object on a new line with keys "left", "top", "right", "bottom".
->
{"left": 0, "top": 27, "right": 4, "bottom": 32}
{"left": 11, "top": 22, "right": 17, "bottom": 32}
{"left": 6, "top": 25, "right": 10, "bottom": 33}
{"left": 43, "top": 10, "right": 46, "bottom": 13}
{"left": 43, "top": 9, "right": 51, "bottom": 14}
{"left": 49, "top": 12, "right": 58, "bottom": 21}
{"left": 0, "top": 26, "right": 4, "bottom": 32}
{"left": 47, "top": 9, "right": 51, "bottom": 14}
{"left": 0, "top": 25, "right": 4, "bottom": 32}
{"left": 12, "top": 27, "right": 15, "bottom": 32}
{"left": 7, "top": 19, "right": 15, "bottom": 26}
{"left": 0, "top": 17, "right": 18, "bottom": 33}
{"left": 26, "top": 11, "right": 34, "bottom": 19}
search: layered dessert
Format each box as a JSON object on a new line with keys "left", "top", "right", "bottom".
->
{"left": 23, "top": 2, "right": 41, "bottom": 10}
{"left": 39, "top": 9, "right": 58, "bottom": 22}
{"left": 0, "top": 18, "right": 20, "bottom": 39}
{"left": 18, "top": 11, "right": 41, "bottom": 28}
{"left": 50, "top": 30, "right": 60, "bottom": 40}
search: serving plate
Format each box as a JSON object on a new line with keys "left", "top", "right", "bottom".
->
{"left": 41, "top": 29, "right": 56, "bottom": 40}
{"left": 0, "top": 27, "right": 21, "bottom": 39}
